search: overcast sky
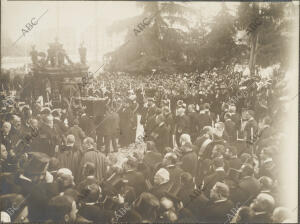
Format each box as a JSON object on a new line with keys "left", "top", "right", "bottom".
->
{"left": 1, "top": 0, "right": 239, "bottom": 62}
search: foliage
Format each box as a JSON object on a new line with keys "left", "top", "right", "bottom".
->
{"left": 105, "top": 2, "right": 295, "bottom": 75}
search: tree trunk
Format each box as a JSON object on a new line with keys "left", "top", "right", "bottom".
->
{"left": 249, "top": 32, "right": 259, "bottom": 76}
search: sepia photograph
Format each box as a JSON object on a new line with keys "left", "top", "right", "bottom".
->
{"left": 0, "top": 0, "right": 299, "bottom": 223}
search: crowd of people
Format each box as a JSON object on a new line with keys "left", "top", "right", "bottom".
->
{"left": 0, "top": 67, "right": 296, "bottom": 223}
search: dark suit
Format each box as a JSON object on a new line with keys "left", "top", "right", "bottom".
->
{"left": 224, "top": 119, "right": 237, "bottom": 142}
{"left": 198, "top": 112, "right": 211, "bottom": 131}
{"left": 259, "top": 160, "right": 277, "bottom": 180}
{"left": 102, "top": 112, "right": 119, "bottom": 153}
{"left": 188, "top": 112, "right": 200, "bottom": 142}
{"left": 203, "top": 169, "right": 226, "bottom": 197}
{"left": 225, "top": 157, "right": 242, "bottom": 171}
{"left": 181, "top": 151, "right": 198, "bottom": 177}
{"left": 53, "top": 118, "right": 68, "bottom": 143}
{"left": 150, "top": 123, "right": 170, "bottom": 154}
{"left": 0, "top": 131, "right": 14, "bottom": 150}
{"left": 122, "top": 170, "right": 146, "bottom": 196}
{"left": 67, "top": 125, "right": 86, "bottom": 149}
{"left": 36, "top": 123, "right": 59, "bottom": 156}
{"left": 229, "top": 113, "right": 241, "bottom": 130}
{"left": 165, "top": 165, "right": 184, "bottom": 195}
{"left": 150, "top": 181, "right": 173, "bottom": 199}
{"left": 119, "top": 107, "right": 132, "bottom": 147}
{"left": 79, "top": 115, "right": 95, "bottom": 138}
{"left": 143, "top": 151, "right": 163, "bottom": 171}
{"left": 250, "top": 212, "right": 272, "bottom": 223}
{"left": 78, "top": 204, "right": 113, "bottom": 223}
{"left": 238, "top": 176, "right": 260, "bottom": 205}
{"left": 204, "top": 199, "right": 234, "bottom": 223}
{"left": 175, "top": 114, "right": 191, "bottom": 146}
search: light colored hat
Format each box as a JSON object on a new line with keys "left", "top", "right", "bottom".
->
{"left": 57, "top": 168, "right": 72, "bottom": 176}
{"left": 154, "top": 168, "right": 170, "bottom": 185}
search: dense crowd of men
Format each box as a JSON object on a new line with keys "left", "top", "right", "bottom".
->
{"left": 0, "top": 68, "right": 296, "bottom": 223}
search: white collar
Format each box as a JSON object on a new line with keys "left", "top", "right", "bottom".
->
{"left": 255, "top": 211, "right": 267, "bottom": 215}
{"left": 263, "top": 158, "right": 273, "bottom": 163}
{"left": 215, "top": 167, "right": 224, "bottom": 172}
{"left": 214, "top": 199, "right": 227, "bottom": 203}
{"left": 19, "top": 174, "right": 32, "bottom": 182}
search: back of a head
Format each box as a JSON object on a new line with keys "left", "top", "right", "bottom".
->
{"left": 135, "top": 192, "right": 160, "bottom": 221}
{"left": 237, "top": 206, "right": 253, "bottom": 223}
{"left": 213, "top": 157, "right": 224, "bottom": 168}
{"left": 257, "top": 193, "right": 275, "bottom": 213}
{"left": 164, "top": 152, "right": 177, "bottom": 165}
{"left": 241, "top": 163, "right": 254, "bottom": 177}
{"left": 272, "top": 207, "right": 293, "bottom": 223}
{"left": 247, "top": 110, "right": 255, "bottom": 118}
{"left": 201, "top": 126, "right": 213, "bottom": 136}
{"left": 180, "top": 172, "right": 193, "bottom": 184}
{"left": 259, "top": 176, "right": 273, "bottom": 190}
{"left": 83, "top": 162, "right": 96, "bottom": 176}
{"left": 215, "top": 122, "right": 225, "bottom": 130}
{"left": 214, "top": 182, "right": 229, "bottom": 198}
{"left": 204, "top": 103, "right": 210, "bottom": 110}
{"left": 263, "top": 116, "right": 272, "bottom": 126}
{"left": 48, "top": 195, "right": 73, "bottom": 222}
{"left": 180, "top": 134, "right": 191, "bottom": 145}
{"left": 83, "top": 137, "right": 95, "bottom": 148}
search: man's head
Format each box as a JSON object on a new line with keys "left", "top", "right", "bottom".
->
{"left": 204, "top": 103, "right": 210, "bottom": 111}
{"left": 180, "top": 134, "right": 191, "bottom": 146}
{"left": 2, "top": 122, "right": 11, "bottom": 134}
{"left": 272, "top": 207, "right": 293, "bottom": 223}
{"left": 259, "top": 176, "right": 273, "bottom": 191}
{"left": 155, "top": 114, "right": 165, "bottom": 125}
{"left": 82, "top": 137, "right": 95, "bottom": 150}
{"left": 12, "top": 115, "right": 21, "bottom": 130}
{"left": 29, "top": 119, "right": 38, "bottom": 129}
{"left": 240, "top": 163, "right": 254, "bottom": 178}
{"left": 187, "top": 104, "right": 195, "bottom": 113}
{"left": 229, "top": 105, "right": 236, "bottom": 113}
{"left": 250, "top": 193, "right": 275, "bottom": 214}
{"left": 162, "top": 152, "right": 177, "bottom": 166}
{"left": 180, "top": 172, "right": 193, "bottom": 185}
{"left": 212, "top": 157, "right": 224, "bottom": 170}
{"left": 246, "top": 110, "right": 255, "bottom": 120}
{"left": 56, "top": 168, "right": 75, "bottom": 189}
{"left": 201, "top": 126, "right": 213, "bottom": 138}
{"left": 52, "top": 109, "right": 61, "bottom": 118}
{"left": 48, "top": 195, "right": 77, "bottom": 222}
{"left": 225, "top": 146, "right": 237, "bottom": 158}
{"left": 1, "top": 144, "right": 8, "bottom": 160}
{"left": 262, "top": 116, "right": 272, "bottom": 126}
{"left": 177, "top": 108, "right": 185, "bottom": 117}
{"left": 260, "top": 147, "right": 273, "bottom": 161}
{"left": 44, "top": 115, "right": 54, "bottom": 129}
{"left": 66, "top": 135, "right": 75, "bottom": 146}
{"left": 214, "top": 122, "right": 225, "bottom": 137}
{"left": 210, "top": 182, "right": 229, "bottom": 201}
{"left": 123, "top": 156, "right": 138, "bottom": 171}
